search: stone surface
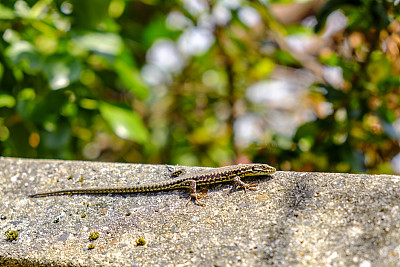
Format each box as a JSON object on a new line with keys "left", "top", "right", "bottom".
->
{"left": 0, "top": 157, "right": 400, "bottom": 266}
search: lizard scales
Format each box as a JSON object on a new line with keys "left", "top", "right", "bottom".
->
{"left": 29, "top": 163, "right": 276, "bottom": 205}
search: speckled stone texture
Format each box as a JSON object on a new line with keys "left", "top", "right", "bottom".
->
{"left": 1, "top": 157, "right": 400, "bottom": 266}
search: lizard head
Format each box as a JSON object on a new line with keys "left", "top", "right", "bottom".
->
{"left": 238, "top": 164, "right": 276, "bottom": 176}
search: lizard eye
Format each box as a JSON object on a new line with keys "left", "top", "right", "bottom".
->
{"left": 252, "top": 166, "right": 263, "bottom": 171}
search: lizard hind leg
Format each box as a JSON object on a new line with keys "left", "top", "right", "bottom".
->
{"left": 186, "top": 193, "right": 206, "bottom": 206}
{"left": 185, "top": 180, "right": 207, "bottom": 206}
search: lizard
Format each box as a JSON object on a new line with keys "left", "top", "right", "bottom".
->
{"left": 29, "top": 163, "right": 276, "bottom": 205}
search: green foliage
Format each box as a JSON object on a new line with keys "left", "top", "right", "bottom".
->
{"left": 0, "top": 0, "right": 399, "bottom": 173}
{"left": 0, "top": 0, "right": 150, "bottom": 159}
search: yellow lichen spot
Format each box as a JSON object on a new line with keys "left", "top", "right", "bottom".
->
{"left": 136, "top": 238, "right": 146, "bottom": 246}
{"left": 89, "top": 231, "right": 99, "bottom": 241}
{"left": 5, "top": 230, "right": 18, "bottom": 241}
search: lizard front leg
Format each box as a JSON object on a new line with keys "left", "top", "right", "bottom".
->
{"left": 233, "top": 176, "right": 258, "bottom": 192}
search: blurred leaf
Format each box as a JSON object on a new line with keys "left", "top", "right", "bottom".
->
{"left": 80, "top": 98, "right": 98, "bottom": 110}
{"left": 367, "top": 52, "right": 391, "bottom": 84}
{"left": 322, "top": 84, "right": 347, "bottom": 104}
{"left": 319, "top": 51, "right": 341, "bottom": 66}
{"left": 315, "top": 0, "right": 390, "bottom": 32}
{"left": 251, "top": 58, "right": 275, "bottom": 79}
{"left": 0, "top": 94, "right": 16, "bottom": 108}
{"left": 5, "top": 41, "right": 42, "bottom": 72}
{"left": 370, "top": 0, "right": 390, "bottom": 29}
{"left": 40, "top": 121, "right": 71, "bottom": 151}
{"left": 70, "top": 0, "right": 111, "bottom": 28}
{"left": 7, "top": 123, "right": 32, "bottom": 157}
{"left": 17, "top": 98, "right": 36, "bottom": 122}
{"left": 142, "top": 15, "right": 176, "bottom": 48}
{"left": 73, "top": 32, "right": 123, "bottom": 55}
{"left": 61, "top": 102, "right": 78, "bottom": 117}
{"left": 376, "top": 112, "right": 398, "bottom": 140}
{"left": 0, "top": 3, "right": 15, "bottom": 19}
{"left": 17, "top": 90, "right": 69, "bottom": 124}
{"left": 342, "top": 147, "right": 365, "bottom": 172}
{"left": 315, "top": 0, "right": 361, "bottom": 32}
{"left": 14, "top": 0, "right": 31, "bottom": 18}
{"left": 0, "top": 62, "right": 3, "bottom": 79}
{"left": 273, "top": 50, "right": 298, "bottom": 66}
{"left": 114, "top": 55, "right": 148, "bottom": 100}
{"left": 294, "top": 121, "right": 320, "bottom": 140}
{"left": 43, "top": 55, "right": 82, "bottom": 89}
{"left": 99, "top": 102, "right": 148, "bottom": 143}
{"left": 0, "top": 125, "right": 10, "bottom": 142}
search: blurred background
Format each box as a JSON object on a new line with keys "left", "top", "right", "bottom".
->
{"left": 1, "top": 0, "right": 400, "bottom": 173}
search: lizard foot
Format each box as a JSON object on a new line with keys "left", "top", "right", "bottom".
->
{"left": 186, "top": 192, "right": 208, "bottom": 206}
{"left": 240, "top": 183, "right": 258, "bottom": 192}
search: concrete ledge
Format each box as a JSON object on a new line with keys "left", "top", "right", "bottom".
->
{"left": 1, "top": 157, "right": 400, "bottom": 266}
